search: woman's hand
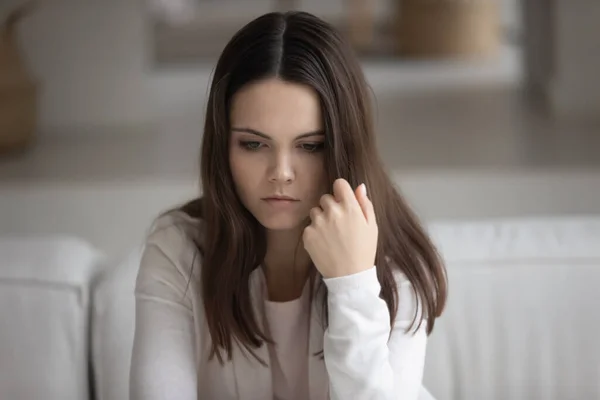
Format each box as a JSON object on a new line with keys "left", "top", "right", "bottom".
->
{"left": 303, "top": 178, "right": 378, "bottom": 279}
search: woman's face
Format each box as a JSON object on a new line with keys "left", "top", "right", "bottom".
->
{"left": 229, "top": 77, "right": 328, "bottom": 232}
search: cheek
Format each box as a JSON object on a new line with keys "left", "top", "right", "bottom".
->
{"left": 229, "top": 149, "right": 265, "bottom": 201}
{"left": 301, "top": 156, "right": 328, "bottom": 194}
{"left": 229, "top": 149, "right": 251, "bottom": 191}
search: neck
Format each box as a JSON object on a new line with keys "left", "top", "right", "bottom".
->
{"left": 262, "top": 226, "right": 312, "bottom": 302}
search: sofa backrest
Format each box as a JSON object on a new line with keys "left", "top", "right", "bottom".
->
{"left": 0, "top": 236, "right": 102, "bottom": 400}
{"left": 2, "top": 217, "right": 600, "bottom": 400}
{"left": 91, "top": 247, "right": 142, "bottom": 400}
{"left": 423, "top": 217, "right": 600, "bottom": 400}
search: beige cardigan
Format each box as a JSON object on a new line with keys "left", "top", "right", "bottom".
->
{"left": 129, "top": 212, "right": 436, "bottom": 400}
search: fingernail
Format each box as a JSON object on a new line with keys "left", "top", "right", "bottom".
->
{"left": 361, "top": 183, "right": 367, "bottom": 196}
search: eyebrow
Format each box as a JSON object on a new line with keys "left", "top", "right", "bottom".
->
{"left": 231, "top": 127, "right": 324, "bottom": 140}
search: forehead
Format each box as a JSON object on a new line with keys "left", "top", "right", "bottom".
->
{"left": 230, "top": 78, "right": 323, "bottom": 139}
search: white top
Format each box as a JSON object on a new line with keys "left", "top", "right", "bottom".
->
{"left": 129, "top": 212, "right": 435, "bottom": 400}
{"left": 264, "top": 281, "right": 310, "bottom": 400}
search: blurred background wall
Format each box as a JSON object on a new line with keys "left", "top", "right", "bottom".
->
{"left": 0, "top": 0, "right": 527, "bottom": 134}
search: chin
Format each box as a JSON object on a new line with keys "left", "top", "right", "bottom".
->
{"left": 255, "top": 213, "right": 307, "bottom": 232}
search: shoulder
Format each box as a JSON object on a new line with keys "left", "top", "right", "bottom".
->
{"left": 138, "top": 210, "right": 205, "bottom": 288}
{"left": 146, "top": 210, "right": 204, "bottom": 251}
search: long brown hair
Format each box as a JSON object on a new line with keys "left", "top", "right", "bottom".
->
{"left": 179, "top": 11, "right": 447, "bottom": 364}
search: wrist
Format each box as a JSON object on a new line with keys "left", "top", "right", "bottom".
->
{"left": 322, "top": 265, "right": 379, "bottom": 294}
{"left": 324, "top": 263, "right": 373, "bottom": 279}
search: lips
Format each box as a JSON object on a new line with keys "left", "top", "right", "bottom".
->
{"left": 263, "top": 195, "right": 299, "bottom": 201}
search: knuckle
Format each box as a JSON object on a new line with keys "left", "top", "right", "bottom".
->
{"left": 330, "top": 206, "right": 343, "bottom": 218}
{"left": 320, "top": 194, "right": 333, "bottom": 205}
{"left": 310, "top": 206, "right": 320, "bottom": 217}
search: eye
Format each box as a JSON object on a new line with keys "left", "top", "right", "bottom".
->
{"left": 299, "top": 142, "right": 325, "bottom": 153}
{"left": 239, "top": 140, "right": 264, "bottom": 151}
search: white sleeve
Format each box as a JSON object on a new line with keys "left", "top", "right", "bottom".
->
{"left": 129, "top": 239, "right": 198, "bottom": 400}
{"left": 322, "top": 266, "right": 428, "bottom": 400}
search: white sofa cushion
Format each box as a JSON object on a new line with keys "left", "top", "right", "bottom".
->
{"left": 0, "top": 236, "right": 103, "bottom": 400}
{"left": 91, "top": 247, "right": 143, "bottom": 400}
{"left": 423, "top": 217, "right": 600, "bottom": 400}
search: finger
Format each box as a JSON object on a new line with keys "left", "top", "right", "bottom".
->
{"left": 319, "top": 194, "right": 337, "bottom": 212}
{"left": 355, "top": 183, "right": 376, "bottom": 224}
{"left": 309, "top": 206, "right": 324, "bottom": 222}
{"left": 302, "top": 225, "right": 314, "bottom": 247}
{"left": 333, "top": 178, "right": 359, "bottom": 208}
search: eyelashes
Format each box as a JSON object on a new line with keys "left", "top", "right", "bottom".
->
{"left": 238, "top": 140, "right": 325, "bottom": 153}
{"left": 299, "top": 142, "right": 325, "bottom": 153}
{"left": 239, "top": 140, "right": 263, "bottom": 151}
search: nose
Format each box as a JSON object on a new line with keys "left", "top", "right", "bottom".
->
{"left": 268, "top": 150, "right": 295, "bottom": 183}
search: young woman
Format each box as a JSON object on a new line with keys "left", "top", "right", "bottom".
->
{"left": 130, "top": 11, "right": 447, "bottom": 400}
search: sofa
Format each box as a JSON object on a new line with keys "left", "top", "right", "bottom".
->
{"left": 1, "top": 215, "right": 599, "bottom": 400}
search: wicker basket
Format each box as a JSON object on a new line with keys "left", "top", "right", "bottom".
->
{"left": 0, "top": 2, "right": 38, "bottom": 155}
{"left": 394, "top": 0, "right": 501, "bottom": 58}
